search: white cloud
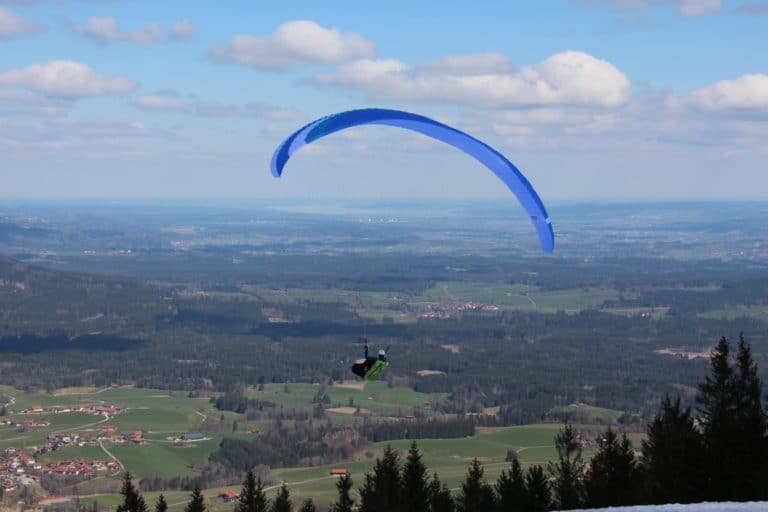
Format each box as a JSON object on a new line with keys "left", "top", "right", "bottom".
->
{"left": 0, "top": 60, "right": 136, "bottom": 97}
{"left": 0, "top": 7, "right": 42, "bottom": 38}
{"left": 79, "top": 16, "right": 119, "bottom": 42}
{"left": 77, "top": 16, "right": 192, "bottom": 45}
{"left": 124, "top": 22, "right": 163, "bottom": 45}
{"left": 135, "top": 94, "right": 185, "bottom": 111}
{"left": 420, "top": 53, "right": 515, "bottom": 75}
{"left": 133, "top": 92, "right": 301, "bottom": 120}
{"left": 0, "top": 117, "right": 150, "bottom": 154}
{"left": 193, "top": 101, "right": 302, "bottom": 120}
{"left": 0, "top": 88, "right": 70, "bottom": 117}
{"left": 670, "top": 74, "right": 768, "bottom": 110}
{"left": 210, "top": 20, "right": 376, "bottom": 70}
{"left": 315, "top": 51, "right": 631, "bottom": 108}
{"left": 170, "top": 17, "right": 196, "bottom": 41}
{"left": 676, "top": 0, "right": 721, "bottom": 16}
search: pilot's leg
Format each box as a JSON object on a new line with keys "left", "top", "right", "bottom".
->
{"left": 351, "top": 361, "right": 367, "bottom": 378}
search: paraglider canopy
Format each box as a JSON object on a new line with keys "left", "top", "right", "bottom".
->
{"left": 270, "top": 108, "right": 554, "bottom": 253}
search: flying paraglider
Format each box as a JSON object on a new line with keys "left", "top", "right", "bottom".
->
{"left": 351, "top": 341, "right": 388, "bottom": 382}
{"left": 270, "top": 108, "right": 554, "bottom": 253}
{"left": 270, "top": 108, "right": 554, "bottom": 382}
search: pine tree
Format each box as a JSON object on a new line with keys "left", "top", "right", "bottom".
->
{"left": 428, "top": 473, "right": 455, "bottom": 512}
{"left": 401, "top": 442, "right": 429, "bottom": 512}
{"left": 732, "top": 334, "right": 768, "bottom": 499}
{"left": 116, "top": 472, "right": 148, "bottom": 512}
{"left": 298, "top": 498, "right": 315, "bottom": 512}
{"left": 271, "top": 484, "right": 291, "bottom": 512}
{"left": 155, "top": 494, "right": 168, "bottom": 512}
{"left": 334, "top": 473, "right": 354, "bottom": 512}
{"left": 359, "top": 445, "right": 401, "bottom": 512}
{"left": 585, "top": 428, "right": 638, "bottom": 508}
{"left": 495, "top": 458, "right": 527, "bottom": 512}
{"left": 641, "top": 395, "right": 705, "bottom": 504}
{"left": 184, "top": 488, "right": 206, "bottom": 512}
{"left": 547, "top": 424, "right": 585, "bottom": 510}
{"left": 697, "top": 336, "right": 738, "bottom": 501}
{"left": 524, "top": 465, "right": 550, "bottom": 512}
{"left": 238, "top": 470, "right": 268, "bottom": 512}
{"left": 456, "top": 458, "right": 495, "bottom": 512}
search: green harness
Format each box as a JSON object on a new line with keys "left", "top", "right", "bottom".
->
{"left": 364, "top": 359, "right": 388, "bottom": 381}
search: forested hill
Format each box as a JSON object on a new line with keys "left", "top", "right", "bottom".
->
{"left": 0, "top": 222, "right": 54, "bottom": 242}
{"left": 0, "top": 255, "right": 165, "bottom": 337}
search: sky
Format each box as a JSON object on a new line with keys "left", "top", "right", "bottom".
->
{"left": 0, "top": 0, "right": 766, "bottom": 201}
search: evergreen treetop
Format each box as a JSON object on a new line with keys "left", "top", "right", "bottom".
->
{"left": 183, "top": 488, "right": 206, "bottom": 512}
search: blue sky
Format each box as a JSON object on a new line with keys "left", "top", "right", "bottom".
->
{"left": 1, "top": 0, "right": 766, "bottom": 200}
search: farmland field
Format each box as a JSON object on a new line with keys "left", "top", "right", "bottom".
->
{"left": 247, "top": 381, "right": 450, "bottom": 415}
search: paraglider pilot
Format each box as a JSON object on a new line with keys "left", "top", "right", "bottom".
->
{"left": 351, "top": 342, "right": 386, "bottom": 379}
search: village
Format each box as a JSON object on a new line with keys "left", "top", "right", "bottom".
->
{"left": 17, "top": 404, "right": 121, "bottom": 416}
{"left": 417, "top": 300, "right": 501, "bottom": 319}
{"left": 0, "top": 447, "right": 121, "bottom": 494}
{"left": 0, "top": 402, "right": 128, "bottom": 494}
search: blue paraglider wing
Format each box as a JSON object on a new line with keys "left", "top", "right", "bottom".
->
{"left": 270, "top": 108, "right": 554, "bottom": 253}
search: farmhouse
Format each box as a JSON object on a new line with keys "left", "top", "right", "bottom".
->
{"left": 39, "top": 496, "right": 72, "bottom": 507}
{"left": 123, "top": 430, "right": 144, "bottom": 444}
{"left": 21, "top": 419, "right": 51, "bottom": 428}
{"left": 329, "top": 468, "right": 349, "bottom": 477}
{"left": 219, "top": 490, "right": 239, "bottom": 502}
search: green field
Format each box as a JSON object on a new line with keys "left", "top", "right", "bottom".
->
{"left": 248, "top": 281, "right": 622, "bottom": 320}
{"left": 0, "top": 386, "right": 216, "bottom": 458}
{"left": 248, "top": 381, "right": 449, "bottom": 416}
{"left": 419, "top": 281, "right": 620, "bottom": 312}
{"left": 38, "top": 444, "right": 107, "bottom": 463}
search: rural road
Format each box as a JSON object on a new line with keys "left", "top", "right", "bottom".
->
{"left": 72, "top": 413, "right": 111, "bottom": 432}
{"left": 98, "top": 440, "right": 123, "bottom": 470}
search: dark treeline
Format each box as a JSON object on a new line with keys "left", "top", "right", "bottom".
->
{"left": 359, "top": 417, "right": 475, "bottom": 443}
{"left": 210, "top": 422, "right": 366, "bottom": 470}
{"left": 0, "top": 334, "right": 147, "bottom": 354}
{"left": 213, "top": 388, "right": 276, "bottom": 414}
{"left": 203, "top": 417, "right": 477, "bottom": 473}
{"left": 139, "top": 463, "right": 269, "bottom": 493}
